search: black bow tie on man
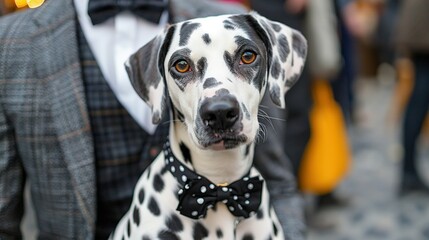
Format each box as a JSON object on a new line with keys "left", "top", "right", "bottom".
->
{"left": 87, "top": 0, "right": 168, "bottom": 25}
{"left": 163, "top": 140, "right": 264, "bottom": 220}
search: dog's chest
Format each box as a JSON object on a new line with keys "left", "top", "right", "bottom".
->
{"left": 111, "top": 154, "right": 284, "bottom": 240}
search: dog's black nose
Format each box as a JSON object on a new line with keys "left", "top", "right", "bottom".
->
{"left": 200, "top": 96, "right": 240, "bottom": 131}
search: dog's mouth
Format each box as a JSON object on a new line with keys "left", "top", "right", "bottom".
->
{"left": 197, "top": 132, "right": 248, "bottom": 150}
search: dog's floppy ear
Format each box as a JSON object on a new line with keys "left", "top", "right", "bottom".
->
{"left": 125, "top": 26, "right": 176, "bottom": 124}
{"left": 249, "top": 12, "right": 307, "bottom": 108}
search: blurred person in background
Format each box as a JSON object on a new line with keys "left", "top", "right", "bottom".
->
{"left": 331, "top": 0, "right": 358, "bottom": 125}
{"left": 250, "top": 0, "right": 311, "bottom": 183}
{"left": 249, "top": 0, "right": 337, "bottom": 232}
{"left": 0, "top": 0, "right": 304, "bottom": 239}
{"left": 395, "top": 0, "right": 429, "bottom": 194}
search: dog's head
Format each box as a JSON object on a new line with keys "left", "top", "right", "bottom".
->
{"left": 126, "top": 12, "right": 307, "bottom": 150}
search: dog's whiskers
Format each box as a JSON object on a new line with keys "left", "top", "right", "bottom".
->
{"left": 255, "top": 122, "right": 267, "bottom": 143}
{"left": 257, "top": 110, "right": 275, "bottom": 131}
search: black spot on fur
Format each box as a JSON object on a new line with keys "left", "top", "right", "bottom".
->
{"left": 174, "top": 108, "right": 185, "bottom": 123}
{"left": 215, "top": 88, "right": 230, "bottom": 96}
{"left": 158, "top": 26, "right": 176, "bottom": 78}
{"left": 149, "top": 196, "right": 161, "bottom": 216}
{"left": 166, "top": 214, "right": 184, "bottom": 232}
{"left": 271, "top": 56, "right": 281, "bottom": 79}
{"left": 179, "top": 22, "right": 201, "bottom": 46}
{"left": 133, "top": 205, "right": 140, "bottom": 226}
{"left": 153, "top": 174, "right": 165, "bottom": 192}
{"left": 270, "top": 84, "right": 281, "bottom": 106}
{"left": 202, "top": 33, "right": 211, "bottom": 44}
{"left": 160, "top": 164, "right": 169, "bottom": 175}
{"left": 126, "top": 219, "right": 130, "bottom": 237}
{"left": 146, "top": 167, "right": 151, "bottom": 179}
{"left": 256, "top": 208, "right": 264, "bottom": 219}
{"left": 271, "top": 23, "right": 282, "bottom": 32}
{"left": 224, "top": 50, "right": 235, "bottom": 75}
{"left": 142, "top": 236, "right": 151, "bottom": 240}
{"left": 277, "top": 34, "right": 290, "bottom": 62}
{"left": 286, "top": 71, "right": 302, "bottom": 88}
{"left": 223, "top": 19, "right": 236, "bottom": 30}
{"left": 203, "top": 77, "right": 222, "bottom": 89}
{"left": 242, "top": 234, "right": 254, "bottom": 240}
{"left": 138, "top": 188, "right": 145, "bottom": 204}
{"left": 245, "top": 144, "right": 251, "bottom": 157}
{"left": 197, "top": 57, "right": 207, "bottom": 79}
{"left": 273, "top": 222, "right": 278, "bottom": 236}
{"left": 158, "top": 230, "right": 180, "bottom": 240}
{"left": 292, "top": 32, "right": 307, "bottom": 58}
{"left": 260, "top": 20, "right": 276, "bottom": 46}
{"left": 241, "top": 103, "right": 250, "bottom": 120}
{"left": 193, "top": 222, "right": 209, "bottom": 240}
{"left": 216, "top": 228, "right": 224, "bottom": 238}
{"left": 179, "top": 142, "right": 192, "bottom": 164}
{"left": 127, "top": 26, "right": 175, "bottom": 122}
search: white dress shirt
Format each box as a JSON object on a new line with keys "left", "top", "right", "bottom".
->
{"left": 74, "top": 0, "right": 168, "bottom": 134}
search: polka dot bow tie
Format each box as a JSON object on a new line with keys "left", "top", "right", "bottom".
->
{"left": 163, "top": 140, "right": 263, "bottom": 220}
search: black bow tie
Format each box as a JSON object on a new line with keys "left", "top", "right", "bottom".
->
{"left": 163, "top": 140, "right": 263, "bottom": 220}
{"left": 87, "top": 0, "right": 168, "bottom": 25}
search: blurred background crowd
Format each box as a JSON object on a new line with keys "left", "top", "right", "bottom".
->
{"left": 1, "top": 0, "right": 429, "bottom": 239}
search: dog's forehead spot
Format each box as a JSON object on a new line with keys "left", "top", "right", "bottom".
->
{"left": 202, "top": 33, "right": 211, "bottom": 45}
{"left": 179, "top": 21, "right": 201, "bottom": 46}
{"left": 226, "top": 16, "right": 257, "bottom": 37}
{"left": 169, "top": 16, "right": 253, "bottom": 64}
{"left": 223, "top": 19, "right": 236, "bottom": 30}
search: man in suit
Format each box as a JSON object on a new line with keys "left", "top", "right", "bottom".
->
{"left": 0, "top": 0, "right": 305, "bottom": 239}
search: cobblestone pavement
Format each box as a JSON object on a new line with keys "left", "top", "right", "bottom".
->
{"left": 308, "top": 73, "right": 429, "bottom": 240}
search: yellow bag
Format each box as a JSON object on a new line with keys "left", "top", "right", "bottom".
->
{"left": 299, "top": 80, "right": 351, "bottom": 194}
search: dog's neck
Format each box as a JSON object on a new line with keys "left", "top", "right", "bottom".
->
{"left": 168, "top": 121, "right": 254, "bottom": 185}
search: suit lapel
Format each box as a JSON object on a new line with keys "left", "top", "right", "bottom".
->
{"left": 34, "top": 0, "right": 96, "bottom": 232}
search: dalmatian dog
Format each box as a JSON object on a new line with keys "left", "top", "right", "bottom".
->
{"left": 110, "top": 12, "right": 307, "bottom": 240}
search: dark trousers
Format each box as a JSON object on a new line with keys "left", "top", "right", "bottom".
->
{"left": 402, "top": 53, "right": 429, "bottom": 178}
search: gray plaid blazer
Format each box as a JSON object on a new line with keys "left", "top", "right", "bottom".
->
{"left": 0, "top": 0, "right": 304, "bottom": 239}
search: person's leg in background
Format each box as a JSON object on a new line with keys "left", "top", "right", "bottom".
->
{"left": 284, "top": 66, "right": 312, "bottom": 175}
{"left": 331, "top": 18, "right": 356, "bottom": 125}
{"left": 401, "top": 53, "right": 429, "bottom": 192}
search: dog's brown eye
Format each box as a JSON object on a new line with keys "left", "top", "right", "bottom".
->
{"left": 241, "top": 51, "right": 256, "bottom": 64}
{"left": 175, "top": 60, "right": 190, "bottom": 73}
